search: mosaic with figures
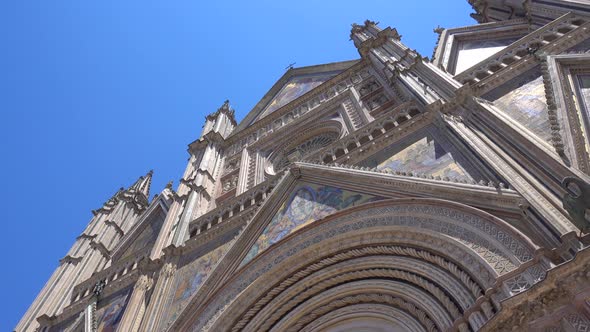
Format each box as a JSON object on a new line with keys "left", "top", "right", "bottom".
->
{"left": 258, "top": 72, "right": 338, "bottom": 119}
{"left": 360, "top": 129, "right": 476, "bottom": 182}
{"left": 162, "top": 241, "right": 232, "bottom": 329}
{"left": 488, "top": 69, "right": 552, "bottom": 145}
{"left": 95, "top": 288, "right": 131, "bottom": 332}
{"left": 241, "top": 182, "right": 380, "bottom": 265}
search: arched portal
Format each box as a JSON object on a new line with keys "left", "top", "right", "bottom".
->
{"left": 179, "top": 199, "right": 546, "bottom": 332}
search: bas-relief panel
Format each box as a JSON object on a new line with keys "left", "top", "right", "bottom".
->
{"left": 455, "top": 38, "right": 518, "bottom": 74}
{"left": 490, "top": 72, "right": 552, "bottom": 145}
{"left": 257, "top": 72, "right": 338, "bottom": 119}
{"left": 118, "top": 209, "right": 166, "bottom": 261}
{"left": 241, "top": 183, "right": 380, "bottom": 266}
{"left": 360, "top": 131, "right": 475, "bottom": 182}
{"left": 162, "top": 241, "right": 232, "bottom": 328}
{"left": 94, "top": 288, "right": 131, "bottom": 332}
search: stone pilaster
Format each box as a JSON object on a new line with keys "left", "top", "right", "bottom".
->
{"left": 116, "top": 275, "right": 153, "bottom": 332}
{"left": 171, "top": 101, "right": 236, "bottom": 246}
{"left": 138, "top": 261, "right": 178, "bottom": 332}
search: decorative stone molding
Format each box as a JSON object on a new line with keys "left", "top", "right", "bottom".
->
{"left": 544, "top": 53, "right": 590, "bottom": 172}
{"left": 226, "top": 65, "right": 372, "bottom": 156}
{"left": 176, "top": 199, "right": 542, "bottom": 331}
{"left": 482, "top": 247, "right": 590, "bottom": 331}
{"left": 465, "top": 14, "right": 590, "bottom": 95}
{"left": 300, "top": 303, "right": 428, "bottom": 332}
{"left": 133, "top": 275, "right": 153, "bottom": 292}
{"left": 289, "top": 294, "right": 436, "bottom": 332}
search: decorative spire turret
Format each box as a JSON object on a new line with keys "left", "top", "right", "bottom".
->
{"left": 200, "top": 100, "right": 237, "bottom": 139}
{"left": 118, "top": 170, "right": 153, "bottom": 212}
{"left": 127, "top": 169, "right": 153, "bottom": 199}
{"left": 350, "top": 20, "right": 383, "bottom": 48}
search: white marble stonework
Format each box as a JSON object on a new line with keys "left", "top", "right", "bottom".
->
{"left": 16, "top": 2, "right": 590, "bottom": 332}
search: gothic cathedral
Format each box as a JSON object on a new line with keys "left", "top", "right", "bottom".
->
{"left": 17, "top": 1, "right": 590, "bottom": 331}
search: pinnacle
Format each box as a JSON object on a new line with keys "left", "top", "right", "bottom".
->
{"left": 127, "top": 170, "right": 153, "bottom": 199}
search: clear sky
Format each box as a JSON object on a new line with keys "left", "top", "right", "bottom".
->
{"left": 0, "top": 1, "right": 475, "bottom": 330}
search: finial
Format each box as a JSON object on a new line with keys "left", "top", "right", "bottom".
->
{"left": 364, "top": 19, "right": 379, "bottom": 27}
{"left": 434, "top": 25, "right": 444, "bottom": 34}
{"left": 165, "top": 180, "right": 173, "bottom": 189}
{"left": 126, "top": 170, "right": 153, "bottom": 199}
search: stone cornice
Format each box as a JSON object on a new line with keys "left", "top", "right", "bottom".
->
{"left": 295, "top": 161, "right": 524, "bottom": 214}
{"left": 457, "top": 13, "right": 590, "bottom": 93}
{"left": 89, "top": 240, "right": 111, "bottom": 259}
{"left": 70, "top": 255, "right": 153, "bottom": 307}
{"left": 304, "top": 101, "right": 429, "bottom": 165}
{"left": 188, "top": 130, "right": 225, "bottom": 155}
{"left": 432, "top": 18, "right": 530, "bottom": 70}
{"left": 188, "top": 172, "right": 284, "bottom": 238}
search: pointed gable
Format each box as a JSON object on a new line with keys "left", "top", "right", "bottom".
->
{"left": 432, "top": 19, "right": 529, "bottom": 75}
{"left": 235, "top": 60, "right": 358, "bottom": 131}
{"left": 256, "top": 71, "right": 338, "bottom": 119}
{"left": 118, "top": 208, "right": 166, "bottom": 261}
{"left": 483, "top": 67, "right": 553, "bottom": 147}
{"left": 240, "top": 182, "right": 380, "bottom": 266}
{"left": 112, "top": 198, "right": 168, "bottom": 262}
{"left": 358, "top": 126, "right": 482, "bottom": 182}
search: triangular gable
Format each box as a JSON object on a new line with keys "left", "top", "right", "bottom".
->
{"left": 357, "top": 125, "right": 484, "bottom": 182}
{"left": 112, "top": 197, "right": 169, "bottom": 262}
{"left": 240, "top": 182, "right": 381, "bottom": 266}
{"left": 483, "top": 66, "right": 553, "bottom": 148}
{"left": 432, "top": 19, "right": 529, "bottom": 75}
{"left": 166, "top": 164, "right": 524, "bottom": 330}
{"left": 256, "top": 71, "right": 339, "bottom": 120}
{"left": 234, "top": 60, "right": 358, "bottom": 131}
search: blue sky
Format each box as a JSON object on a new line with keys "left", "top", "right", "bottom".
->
{"left": 0, "top": 1, "right": 474, "bottom": 330}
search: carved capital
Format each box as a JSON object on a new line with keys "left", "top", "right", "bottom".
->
{"left": 134, "top": 275, "right": 154, "bottom": 291}
{"left": 161, "top": 262, "right": 177, "bottom": 278}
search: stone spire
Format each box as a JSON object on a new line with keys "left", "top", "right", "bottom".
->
{"left": 15, "top": 170, "right": 155, "bottom": 332}
{"left": 201, "top": 100, "right": 237, "bottom": 139}
{"left": 118, "top": 170, "right": 153, "bottom": 213}
{"left": 350, "top": 20, "right": 387, "bottom": 48}
{"left": 127, "top": 169, "right": 153, "bottom": 199}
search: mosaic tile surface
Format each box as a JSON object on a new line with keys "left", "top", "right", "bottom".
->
{"left": 241, "top": 182, "right": 380, "bottom": 265}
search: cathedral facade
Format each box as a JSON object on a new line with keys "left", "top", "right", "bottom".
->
{"left": 17, "top": 1, "right": 590, "bottom": 331}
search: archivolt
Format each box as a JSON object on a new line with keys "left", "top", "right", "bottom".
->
{"left": 182, "top": 199, "right": 544, "bottom": 332}
{"left": 300, "top": 303, "right": 428, "bottom": 332}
